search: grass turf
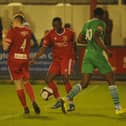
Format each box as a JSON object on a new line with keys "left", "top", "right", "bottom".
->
{"left": 0, "top": 81, "right": 126, "bottom": 126}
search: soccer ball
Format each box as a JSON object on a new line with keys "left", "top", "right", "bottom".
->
{"left": 40, "top": 87, "right": 53, "bottom": 101}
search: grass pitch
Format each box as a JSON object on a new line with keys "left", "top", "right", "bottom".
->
{"left": 0, "top": 81, "right": 126, "bottom": 126}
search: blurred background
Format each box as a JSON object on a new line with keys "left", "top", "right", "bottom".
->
{"left": 0, "top": 0, "right": 126, "bottom": 45}
{"left": 0, "top": 0, "right": 126, "bottom": 80}
{"left": 0, "top": 2, "right": 126, "bottom": 126}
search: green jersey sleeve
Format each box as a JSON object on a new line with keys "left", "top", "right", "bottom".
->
{"left": 80, "top": 23, "right": 87, "bottom": 35}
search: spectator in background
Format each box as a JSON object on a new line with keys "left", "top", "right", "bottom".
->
{"left": 0, "top": 17, "right": 3, "bottom": 58}
{"left": 122, "top": 0, "right": 126, "bottom": 4}
{"left": 64, "top": 23, "right": 72, "bottom": 30}
{"left": 13, "top": 11, "right": 38, "bottom": 47}
{"left": 103, "top": 10, "right": 113, "bottom": 47}
{"left": 123, "top": 38, "right": 126, "bottom": 46}
{"left": 0, "top": 17, "right": 3, "bottom": 45}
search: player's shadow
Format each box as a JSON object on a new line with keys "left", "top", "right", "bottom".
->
{"left": 1, "top": 113, "right": 56, "bottom": 121}
{"left": 23, "top": 114, "right": 56, "bottom": 120}
{"left": 69, "top": 112, "right": 126, "bottom": 121}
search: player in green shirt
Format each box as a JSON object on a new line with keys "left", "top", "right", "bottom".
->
{"left": 60, "top": 7, "right": 125, "bottom": 115}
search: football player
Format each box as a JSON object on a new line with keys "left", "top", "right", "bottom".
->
{"left": 2, "top": 15, "right": 40, "bottom": 114}
{"left": 31, "top": 17, "right": 76, "bottom": 111}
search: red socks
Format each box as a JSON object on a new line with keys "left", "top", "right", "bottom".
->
{"left": 16, "top": 82, "right": 35, "bottom": 109}
{"left": 64, "top": 81, "right": 72, "bottom": 93}
{"left": 48, "top": 81, "right": 60, "bottom": 99}
{"left": 48, "top": 81, "right": 72, "bottom": 98}
{"left": 16, "top": 89, "right": 27, "bottom": 108}
{"left": 24, "top": 82, "right": 35, "bottom": 102}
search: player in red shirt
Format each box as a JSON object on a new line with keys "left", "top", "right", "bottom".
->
{"left": 2, "top": 15, "right": 40, "bottom": 114}
{"left": 31, "top": 17, "right": 76, "bottom": 111}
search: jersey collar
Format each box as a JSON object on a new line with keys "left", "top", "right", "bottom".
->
{"left": 55, "top": 29, "right": 65, "bottom": 36}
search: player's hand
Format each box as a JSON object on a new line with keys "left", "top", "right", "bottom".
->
{"left": 106, "top": 49, "right": 112, "bottom": 57}
{"left": 30, "top": 59, "right": 36, "bottom": 65}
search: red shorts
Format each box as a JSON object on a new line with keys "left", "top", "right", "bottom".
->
{"left": 48, "top": 58, "right": 74, "bottom": 75}
{"left": 8, "top": 61, "right": 30, "bottom": 80}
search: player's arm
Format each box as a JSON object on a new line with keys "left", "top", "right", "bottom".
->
{"left": 93, "top": 26, "right": 112, "bottom": 57}
{"left": 77, "top": 23, "right": 87, "bottom": 44}
{"left": 2, "top": 40, "right": 10, "bottom": 51}
{"left": 31, "top": 32, "right": 51, "bottom": 64}
{"left": 31, "top": 46, "right": 47, "bottom": 64}
{"left": 72, "top": 33, "right": 77, "bottom": 61}
{"left": 107, "top": 19, "right": 113, "bottom": 33}
{"left": 72, "top": 32, "right": 77, "bottom": 54}
{"left": 73, "top": 41, "right": 77, "bottom": 54}
{"left": 77, "top": 33, "right": 87, "bottom": 44}
{"left": 2, "top": 30, "right": 13, "bottom": 51}
{"left": 30, "top": 32, "right": 38, "bottom": 47}
{"left": 28, "top": 29, "right": 38, "bottom": 48}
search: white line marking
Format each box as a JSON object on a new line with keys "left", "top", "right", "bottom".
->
{"left": 0, "top": 113, "right": 21, "bottom": 120}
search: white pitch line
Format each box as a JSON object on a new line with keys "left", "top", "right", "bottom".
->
{"left": 0, "top": 113, "right": 21, "bottom": 120}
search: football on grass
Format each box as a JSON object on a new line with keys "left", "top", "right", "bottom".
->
{"left": 40, "top": 87, "right": 53, "bottom": 100}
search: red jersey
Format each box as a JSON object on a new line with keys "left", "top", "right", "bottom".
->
{"left": 43, "top": 28, "right": 75, "bottom": 59}
{"left": 5, "top": 26, "right": 32, "bottom": 62}
{"left": 43, "top": 29, "right": 74, "bottom": 59}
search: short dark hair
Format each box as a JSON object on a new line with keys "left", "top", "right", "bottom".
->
{"left": 14, "top": 15, "right": 25, "bottom": 24}
{"left": 52, "top": 17, "right": 62, "bottom": 23}
{"left": 64, "top": 23, "right": 71, "bottom": 28}
{"left": 94, "top": 7, "right": 104, "bottom": 17}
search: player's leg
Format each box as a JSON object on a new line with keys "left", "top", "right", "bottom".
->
{"left": 23, "top": 63, "right": 40, "bottom": 114}
{"left": 45, "top": 72, "right": 61, "bottom": 109}
{"left": 104, "top": 72, "right": 125, "bottom": 114}
{"left": 62, "top": 74, "right": 75, "bottom": 111}
{"left": 60, "top": 73, "right": 92, "bottom": 113}
{"left": 65, "top": 57, "right": 93, "bottom": 101}
{"left": 96, "top": 55, "right": 124, "bottom": 114}
{"left": 14, "top": 80, "right": 29, "bottom": 114}
{"left": 24, "top": 80, "right": 35, "bottom": 102}
{"left": 61, "top": 58, "right": 73, "bottom": 94}
{"left": 66, "top": 73, "right": 92, "bottom": 100}
{"left": 63, "top": 75, "right": 72, "bottom": 94}
{"left": 46, "top": 61, "right": 61, "bottom": 99}
{"left": 104, "top": 72, "right": 120, "bottom": 110}
{"left": 8, "top": 63, "right": 29, "bottom": 114}
{"left": 46, "top": 73, "right": 60, "bottom": 99}
{"left": 46, "top": 61, "right": 61, "bottom": 109}
{"left": 61, "top": 58, "right": 74, "bottom": 110}
{"left": 23, "top": 80, "right": 40, "bottom": 114}
{"left": 60, "top": 56, "right": 94, "bottom": 113}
